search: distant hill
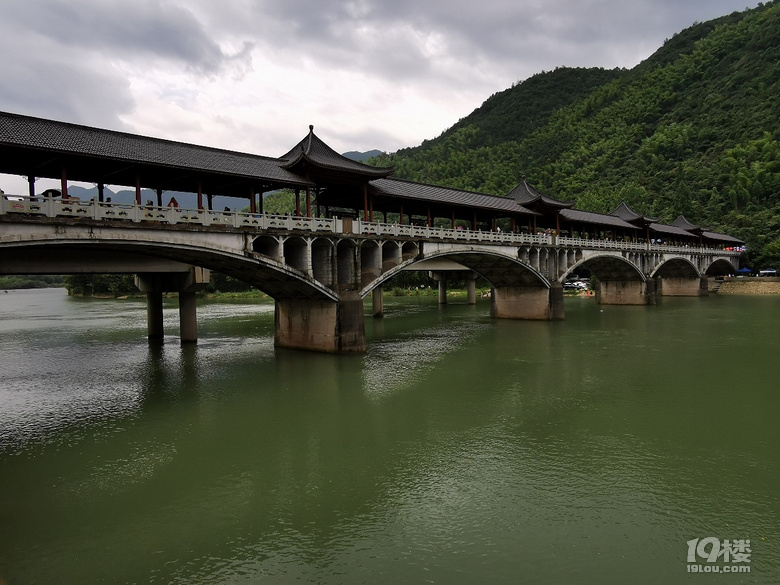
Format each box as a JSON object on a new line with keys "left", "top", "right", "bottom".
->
{"left": 368, "top": 1, "right": 780, "bottom": 267}
{"left": 342, "top": 149, "right": 383, "bottom": 162}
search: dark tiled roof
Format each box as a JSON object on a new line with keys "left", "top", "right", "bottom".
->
{"left": 280, "top": 125, "right": 393, "bottom": 179}
{"left": 560, "top": 208, "right": 639, "bottom": 230}
{"left": 611, "top": 201, "right": 659, "bottom": 223}
{"left": 703, "top": 231, "right": 744, "bottom": 244}
{"left": 370, "top": 178, "right": 538, "bottom": 215}
{"left": 506, "top": 179, "right": 575, "bottom": 209}
{"left": 649, "top": 223, "right": 697, "bottom": 237}
{"left": 0, "top": 111, "right": 313, "bottom": 187}
{"left": 671, "top": 214, "right": 704, "bottom": 232}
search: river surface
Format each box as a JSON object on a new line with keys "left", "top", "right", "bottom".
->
{"left": 0, "top": 288, "right": 778, "bottom": 584}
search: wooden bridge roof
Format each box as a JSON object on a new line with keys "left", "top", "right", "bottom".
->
{"left": 560, "top": 208, "right": 639, "bottom": 230}
{"left": 611, "top": 202, "right": 659, "bottom": 224}
{"left": 370, "top": 178, "right": 538, "bottom": 218}
{"left": 0, "top": 111, "right": 314, "bottom": 197}
{"left": 280, "top": 125, "right": 393, "bottom": 182}
{"left": 506, "top": 179, "right": 575, "bottom": 210}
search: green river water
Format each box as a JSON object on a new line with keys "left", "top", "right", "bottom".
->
{"left": 0, "top": 288, "right": 778, "bottom": 584}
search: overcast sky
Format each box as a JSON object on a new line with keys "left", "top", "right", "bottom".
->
{"left": 0, "top": 0, "right": 759, "bottom": 193}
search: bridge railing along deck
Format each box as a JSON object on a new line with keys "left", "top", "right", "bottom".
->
{"left": 1, "top": 195, "right": 740, "bottom": 256}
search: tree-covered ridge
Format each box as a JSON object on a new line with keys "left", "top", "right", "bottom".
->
{"left": 370, "top": 1, "right": 780, "bottom": 267}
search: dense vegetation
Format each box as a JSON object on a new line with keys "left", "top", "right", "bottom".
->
{"left": 0, "top": 275, "right": 65, "bottom": 289}
{"left": 369, "top": 1, "right": 780, "bottom": 267}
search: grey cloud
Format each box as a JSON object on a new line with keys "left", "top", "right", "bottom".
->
{"left": 2, "top": 0, "right": 244, "bottom": 75}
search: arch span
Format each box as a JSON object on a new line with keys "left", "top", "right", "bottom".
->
{"left": 359, "top": 248, "right": 550, "bottom": 297}
{"left": 0, "top": 236, "right": 339, "bottom": 301}
{"left": 560, "top": 254, "right": 645, "bottom": 283}
{"left": 651, "top": 257, "right": 700, "bottom": 279}
{"left": 705, "top": 258, "right": 738, "bottom": 277}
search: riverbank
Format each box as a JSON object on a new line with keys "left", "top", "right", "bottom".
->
{"left": 717, "top": 278, "right": 780, "bottom": 295}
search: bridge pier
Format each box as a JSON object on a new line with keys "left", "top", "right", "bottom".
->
{"left": 657, "top": 276, "right": 708, "bottom": 296}
{"left": 595, "top": 280, "right": 655, "bottom": 305}
{"left": 146, "top": 291, "right": 164, "bottom": 340}
{"left": 135, "top": 267, "right": 210, "bottom": 343}
{"left": 466, "top": 273, "right": 477, "bottom": 305}
{"left": 490, "top": 284, "right": 563, "bottom": 320}
{"left": 438, "top": 275, "right": 448, "bottom": 304}
{"left": 275, "top": 293, "right": 366, "bottom": 353}
{"left": 179, "top": 291, "right": 198, "bottom": 344}
{"left": 372, "top": 285, "right": 384, "bottom": 318}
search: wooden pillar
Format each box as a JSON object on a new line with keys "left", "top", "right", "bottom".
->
{"left": 97, "top": 182, "right": 105, "bottom": 203}
{"left": 258, "top": 190, "right": 264, "bottom": 214}
{"left": 207, "top": 193, "right": 213, "bottom": 211}
{"left": 135, "top": 175, "right": 141, "bottom": 205}
{"left": 369, "top": 192, "right": 374, "bottom": 223}
{"left": 249, "top": 187, "right": 256, "bottom": 214}
{"left": 197, "top": 182, "right": 203, "bottom": 210}
{"left": 555, "top": 211, "right": 561, "bottom": 235}
{"left": 156, "top": 188, "right": 163, "bottom": 207}
{"left": 61, "top": 168, "right": 68, "bottom": 199}
{"left": 28, "top": 175, "right": 35, "bottom": 198}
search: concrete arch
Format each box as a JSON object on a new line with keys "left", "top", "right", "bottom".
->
{"left": 559, "top": 254, "right": 645, "bottom": 283}
{"left": 1, "top": 236, "right": 339, "bottom": 301}
{"left": 650, "top": 257, "right": 701, "bottom": 278}
{"left": 360, "top": 239, "right": 382, "bottom": 288}
{"left": 283, "top": 236, "right": 309, "bottom": 274}
{"left": 359, "top": 248, "right": 550, "bottom": 298}
{"left": 311, "top": 237, "right": 335, "bottom": 288}
{"left": 252, "top": 235, "right": 282, "bottom": 260}
{"left": 705, "top": 258, "right": 738, "bottom": 276}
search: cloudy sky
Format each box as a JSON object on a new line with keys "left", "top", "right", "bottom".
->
{"left": 0, "top": 0, "right": 759, "bottom": 192}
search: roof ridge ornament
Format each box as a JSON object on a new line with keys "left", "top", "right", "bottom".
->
{"left": 305, "top": 124, "right": 314, "bottom": 155}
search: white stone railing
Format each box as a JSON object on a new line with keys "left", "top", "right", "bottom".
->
{"left": 0, "top": 194, "right": 741, "bottom": 255}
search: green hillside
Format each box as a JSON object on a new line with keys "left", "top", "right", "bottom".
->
{"left": 370, "top": 1, "right": 780, "bottom": 267}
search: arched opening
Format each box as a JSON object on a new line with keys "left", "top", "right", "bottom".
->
{"left": 283, "top": 237, "right": 308, "bottom": 274}
{"left": 253, "top": 236, "right": 281, "bottom": 260}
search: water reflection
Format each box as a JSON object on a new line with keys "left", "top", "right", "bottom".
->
{"left": 1, "top": 291, "right": 779, "bottom": 583}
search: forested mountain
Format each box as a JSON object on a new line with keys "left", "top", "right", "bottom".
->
{"left": 369, "top": 1, "right": 780, "bottom": 267}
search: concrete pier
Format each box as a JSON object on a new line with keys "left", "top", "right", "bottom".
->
{"left": 275, "top": 293, "right": 366, "bottom": 353}
{"left": 146, "top": 291, "right": 164, "bottom": 340}
{"left": 372, "top": 285, "right": 384, "bottom": 318}
{"left": 135, "top": 266, "right": 210, "bottom": 343}
{"left": 178, "top": 291, "right": 198, "bottom": 344}
{"left": 657, "top": 276, "right": 709, "bottom": 296}
{"left": 596, "top": 280, "right": 654, "bottom": 305}
{"left": 491, "top": 285, "right": 556, "bottom": 320}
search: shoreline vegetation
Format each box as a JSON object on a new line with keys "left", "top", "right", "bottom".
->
{"left": 4, "top": 280, "right": 780, "bottom": 298}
